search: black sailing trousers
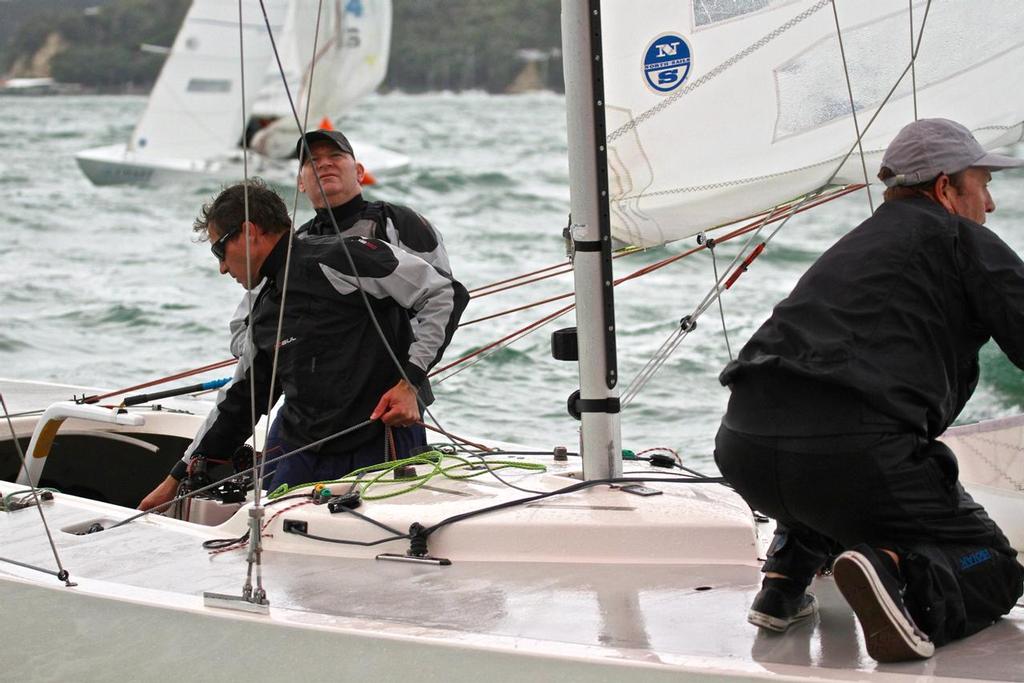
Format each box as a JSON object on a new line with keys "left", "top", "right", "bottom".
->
{"left": 715, "top": 424, "right": 1023, "bottom": 646}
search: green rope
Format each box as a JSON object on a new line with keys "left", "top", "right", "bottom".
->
{"left": 266, "top": 450, "right": 546, "bottom": 501}
{"left": 2, "top": 488, "right": 59, "bottom": 512}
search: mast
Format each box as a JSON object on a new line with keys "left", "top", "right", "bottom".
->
{"left": 560, "top": 0, "right": 622, "bottom": 480}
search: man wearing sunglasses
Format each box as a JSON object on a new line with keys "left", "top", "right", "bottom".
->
{"left": 139, "top": 179, "right": 466, "bottom": 509}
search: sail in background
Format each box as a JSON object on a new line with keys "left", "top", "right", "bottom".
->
{"left": 250, "top": 0, "right": 393, "bottom": 158}
{"left": 603, "top": 0, "right": 1024, "bottom": 248}
{"left": 128, "top": 0, "right": 288, "bottom": 160}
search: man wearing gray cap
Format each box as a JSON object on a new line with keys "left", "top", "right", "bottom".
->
{"left": 713, "top": 118, "right": 1024, "bottom": 662}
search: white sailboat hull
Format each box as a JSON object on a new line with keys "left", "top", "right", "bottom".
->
{"left": 2, "top": 379, "right": 1024, "bottom": 681}
{"left": 75, "top": 142, "right": 409, "bottom": 188}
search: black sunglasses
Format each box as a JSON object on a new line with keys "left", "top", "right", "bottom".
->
{"left": 210, "top": 227, "right": 241, "bottom": 261}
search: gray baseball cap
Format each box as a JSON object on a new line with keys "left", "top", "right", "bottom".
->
{"left": 879, "top": 118, "right": 1022, "bottom": 187}
{"left": 296, "top": 129, "right": 355, "bottom": 162}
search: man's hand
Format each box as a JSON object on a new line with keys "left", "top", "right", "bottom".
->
{"left": 370, "top": 379, "right": 421, "bottom": 426}
{"left": 138, "top": 475, "right": 180, "bottom": 513}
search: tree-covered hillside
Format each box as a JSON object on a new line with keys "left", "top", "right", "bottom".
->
{"left": 0, "top": 0, "right": 563, "bottom": 93}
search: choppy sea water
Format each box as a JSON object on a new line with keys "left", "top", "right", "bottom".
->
{"left": 1, "top": 92, "right": 1023, "bottom": 472}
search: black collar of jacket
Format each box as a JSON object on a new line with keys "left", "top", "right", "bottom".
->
{"left": 313, "top": 194, "right": 367, "bottom": 229}
{"left": 259, "top": 232, "right": 291, "bottom": 285}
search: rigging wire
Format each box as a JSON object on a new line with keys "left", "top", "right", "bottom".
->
{"left": 237, "top": 0, "right": 260, "bottom": 513}
{"left": 468, "top": 261, "right": 575, "bottom": 296}
{"left": 909, "top": 0, "right": 918, "bottom": 121}
{"left": 620, "top": 181, "right": 862, "bottom": 407}
{"left": 80, "top": 358, "right": 237, "bottom": 404}
{"left": 461, "top": 188, "right": 859, "bottom": 329}
{"left": 437, "top": 185, "right": 862, "bottom": 393}
{"left": 704, "top": 236, "right": 733, "bottom": 362}
{"left": 829, "top": 0, "right": 874, "bottom": 214}
{"left": 252, "top": 0, "right": 471, "bottom": 492}
{"left": 618, "top": 1, "right": 937, "bottom": 411}
{"left": 822, "top": 1, "right": 933, "bottom": 189}
{"left": 0, "top": 393, "right": 74, "bottom": 586}
{"left": 618, "top": 206, "right": 778, "bottom": 407}
{"left": 113, "top": 418, "right": 376, "bottom": 529}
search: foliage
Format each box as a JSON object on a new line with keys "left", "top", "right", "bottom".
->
{"left": 45, "top": 0, "right": 189, "bottom": 87}
{"left": 50, "top": 46, "right": 167, "bottom": 88}
{"left": 1, "top": 0, "right": 188, "bottom": 87}
{"left": 386, "top": 0, "right": 563, "bottom": 92}
{"left": 2, "top": 0, "right": 564, "bottom": 93}
{"left": 0, "top": 1, "right": 103, "bottom": 57}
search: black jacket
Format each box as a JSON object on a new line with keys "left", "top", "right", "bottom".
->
{"left": 194, "top": 233, "right": 467, "bottom": 458}
{"left": 721, "top": 198, "right": 1024, "bottom": 439}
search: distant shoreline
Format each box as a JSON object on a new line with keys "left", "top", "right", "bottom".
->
{"left": 0, "top": 84, "right": 562, "bottom": 97}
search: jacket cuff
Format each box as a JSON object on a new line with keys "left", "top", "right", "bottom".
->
{"left": 404, "top": 365, "right": 427, "bottom": 389}
{"left": 169, "top": 459, "right": 189, "bottom": 481}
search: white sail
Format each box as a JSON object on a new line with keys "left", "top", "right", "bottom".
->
{"left": 128, "top": 0, "right": 288, "bottom": 161}
{"left": 250, "top": 0, "right": 392, "bottom": 158}
{"left": 603, "top": 0, "right": 1024, "bottom": 248}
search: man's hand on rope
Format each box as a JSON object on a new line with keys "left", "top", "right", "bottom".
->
{"left": 371, "top": 379, "right": 420, "bottom": 427}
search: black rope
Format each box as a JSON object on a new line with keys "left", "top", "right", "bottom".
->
{"left": 203, "top": 531, "right": 250, "bottom": 550}
{"left": 266, "top": 474, "right": 727, "bottom": 552}
{"left": 286, "top": 528, "right": 409, "bottom": 547}
{"left": 420, "top": 475, "right": 727, "bottom": 540}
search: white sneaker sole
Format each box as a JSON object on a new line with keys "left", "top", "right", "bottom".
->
{"left": 833, "top": 551, "right": 935, "bottom": 662}
{"left": 747, "top": 594, "right": 817, "bottom": 632}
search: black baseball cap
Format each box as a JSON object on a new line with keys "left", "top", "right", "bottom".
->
{"left": 296, "top": 129, "right": 355, "bottom": 163}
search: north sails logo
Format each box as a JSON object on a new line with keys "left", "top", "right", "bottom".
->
{"left": 643, "top": 33, "right": 692, "bottom": 94}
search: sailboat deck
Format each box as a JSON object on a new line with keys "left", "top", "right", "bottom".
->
{"left": 2, "top": 487, "right": 1021, "bottom": 682}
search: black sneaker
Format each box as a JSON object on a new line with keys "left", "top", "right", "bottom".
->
{"left": 832, "top": 546, "right": 935, "bottom": 662}
{"left": 747, "top": 585, "right": 817, "bottom": 632}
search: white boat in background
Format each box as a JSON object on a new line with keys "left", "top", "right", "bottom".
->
{"left": 0, "top": 77, "right": 75, "bottom": 96}
{"left": 6, "top": 1, "right": 1024, "bottom": 680}
{"left": 75, "top": 0, "right": 406, "bottom": 187}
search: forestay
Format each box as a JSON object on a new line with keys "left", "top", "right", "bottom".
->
{"left": 602, "top": 0, "right": 1024, "bottom": 248}
{"left": 129, "top": 0, "right": 287, "bottom": 160}
{"left": 250, "top": 0, "right": 393, "bottom": 158}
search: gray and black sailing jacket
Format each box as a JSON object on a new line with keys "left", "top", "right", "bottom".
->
{"left": 228, "top": 195, "right": 460, "bottom": 356}
{"left": 188, "top": 232, "right": 467, "bottom": 464}
{"left": 179, "top": 196, "right": 467, "bottom": 470}
{"left": 721, "top": 197, "right": 1024, "bottom": 440}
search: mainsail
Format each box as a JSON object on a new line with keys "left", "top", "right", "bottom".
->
{"left": 250, "top": 0, "right": 393, "bottom": 158}
{"left": 128, "top": 0, "right": 288, "bottom": 160}
{"left": 603, "top": 0, "right": 1024, "bottom": 248}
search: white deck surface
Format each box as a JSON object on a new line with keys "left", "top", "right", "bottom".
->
{"left": 2, "top": 481, "right": 1022, "bottom": 681}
